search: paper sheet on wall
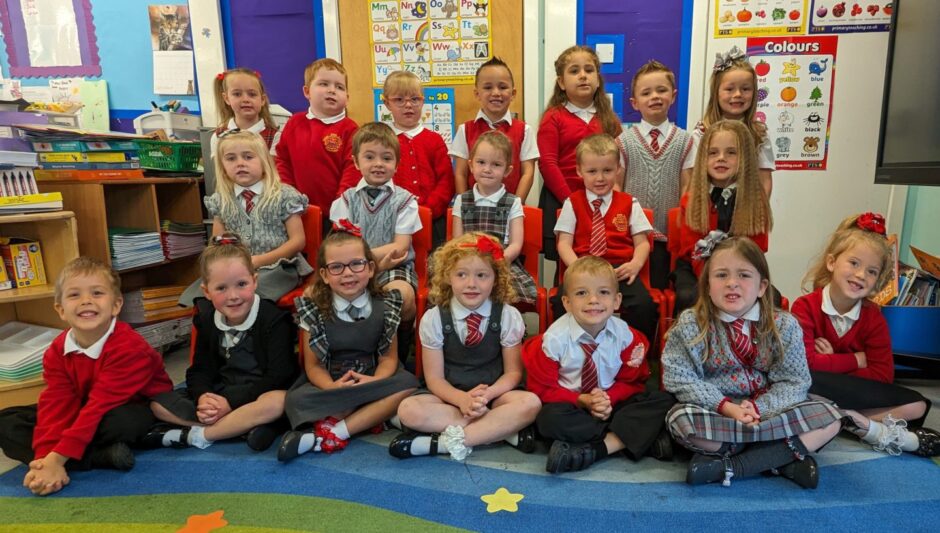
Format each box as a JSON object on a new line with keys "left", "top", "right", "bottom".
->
{"left": 19, "top": 85, "right": 52, "bottom": 103}
{"left": 715, "top": 0, "right": 809, "bottom": 38}
{"left": 373, "top": 87, "right": 455, "bottom": 145}
{"left": 19, "top": 0, "right": 83, "bottom": 66}
{"left": 48, "top": 78, "right": 83, "bottom": 103}
{"left": 809, "top": 1, "right": 891, "bottom": 33}
{"left": 78, "top": 80, "right": 109, "bottom": 132}
{"left": 153, "top": 51, "right": 196, "bottom": 95}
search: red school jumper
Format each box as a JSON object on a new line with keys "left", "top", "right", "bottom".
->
{"left": 393, "top": 128, "right": 455, "bottom": 219}
{"left": 536, "top": 106, "right": 603, "bottom": 200}
{"left": 568, "top": 189, "right": 637, "bottom": 265}
{"left": 463, "top": 117, "right": 528, "bottom": 194}
{"left": 676, "top": 192, "right": 769, "bottom": 276}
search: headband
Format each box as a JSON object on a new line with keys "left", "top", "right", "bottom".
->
{"left": 217, "top": 70, "right": 262, "bottom": 81}
{"left": 332, "top": 219, "right": 362, "bottom": 238}
{"left": 212, "top": 233, "right": 242, "bottom": 246}
{"left": 713, "top": 46, "right": 747, "bottom": 73}
{"left": 460, "top": 235, "right": 504, "bottom": 261}
{"left": 692, "top": 230, "right": 729, "bottom": 261}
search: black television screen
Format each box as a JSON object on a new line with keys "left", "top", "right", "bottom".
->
{"left": 875, "top": 0, "right": 940, "bottom": 186}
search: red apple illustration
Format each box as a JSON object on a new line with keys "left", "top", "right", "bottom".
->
{"left": 754, "top": 60, "right": 770, "bottom": 77}
{"left": 789, "top": 9, "right": 800, "bottom": 20}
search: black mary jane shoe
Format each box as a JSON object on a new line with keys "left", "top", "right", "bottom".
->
{"left": 246, "top": 423, "right": 283, "bottom": 452}
{"left": 277, "top": 430, "right": 307, "bottom": 462}
{"left": 912, "top": 427, "right": 940, "bottom": 457}
{"left": 140, "top": 424, "right": 190, "bottom": 449}
{"left": 388, "top": 431, "right": 438, "bottom": 459}
{"left": 545, "top": 441, "right": 596, "bottom": 474}
{"left": 686, "top": 453, "right": 732, "bottom": 486}
{"left": 512, "top": 425, "right": 537, "bottom": 454}
{"left": 648, "top": 429, "right": 675, "bottom": 462}
{"left": 774, "top": 456, "right": 819, "bottom": 489}
{"left": 88, "top": 442, "right": 136, "bottom": 471}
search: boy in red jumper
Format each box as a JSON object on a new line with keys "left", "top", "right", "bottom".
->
{"left": 523, "top": 257, "right": 674, "bottom": 473}
{"left": 0, "top": 257, "right": 172, "bottom": 496}
{"left": 382, "top": 71, "right": 455, "bottom": 247}
{"left": 552, "top": 134, "right": 659, "bottom": 346}
{"left": 276, "top": 58, "right": 360, "bottom": 230}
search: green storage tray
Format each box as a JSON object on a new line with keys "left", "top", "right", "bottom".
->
{"left": 135, "top": 140, "right": 202, "bottom": 172}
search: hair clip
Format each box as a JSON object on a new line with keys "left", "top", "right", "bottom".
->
{"left": 692, "top": 230, "right": 729, "bottom": 261}
{"left": 332, "top": 219, "right": 362, "bottom": 238}
{"left": 216, "top": 71, "right": 226, "bottom": 81}
{"left": 212, "top": 233, "right": 242, "bottom": 246}
{"left": 217, "top": 128, "right": 242, "bottom": 139}
{"left": 856, "top": 212, "right": 886, "bottom": 236}
{"left": 713, "top": 46, "right": 747, "bottom": 73}
{"left": 460, "top": 235, "right": 504, "bottom": 261}
{"left": 254, "top": 70, "right": 262, "bottom": 79}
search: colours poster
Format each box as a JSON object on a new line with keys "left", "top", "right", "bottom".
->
{"left": 715, "top": 0, "right": 809, "bottom": 38}
{"left": 747, "top": 36, "right": 838, "bottom": 170}
{"left": 368, "top": 0, "right": 493, "bottom": 87}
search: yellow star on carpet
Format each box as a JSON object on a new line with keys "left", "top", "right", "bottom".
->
{"left": 782, "top": 59, "right": 800, "bottom": 76}
{"left": 481, "top": 487, "right": 524, "bottom": 513}
{"left": 177, "top": 510, "right": 228, "bottom": 533}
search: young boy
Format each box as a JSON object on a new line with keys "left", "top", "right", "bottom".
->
{"left": 276, "top": 58, "right": 360, "bottom": 229}
{"left": 0, "top": 257, "right": 172, "bottom": 496}
{"left": 329, "top": 122, "right": 422, "bottom": 340}
{"left": 523, "top": 256, "right": 674, "bottom": 473}
{"left": 615, "top": 60, "right": 693, "bottom": 289}
{"left": 449, "top": 57, "right": 539, "bottom": 202}
{"left": 552, "top": 134, "right": 659, "bottom": 346}
{"left": 382, "top": 71, "right": 454, "bottom": 247}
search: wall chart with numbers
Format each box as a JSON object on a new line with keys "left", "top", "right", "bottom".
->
{"left": 373, "top": 87, "right": 456, "bottom": 145}
{"left": 368, "top": 0, "right": 494, "bottom": 87}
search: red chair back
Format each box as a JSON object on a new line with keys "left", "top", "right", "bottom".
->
{"left": 414, "top": 206, "right": 432, "bottom": 291}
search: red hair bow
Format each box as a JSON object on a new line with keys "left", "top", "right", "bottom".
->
{"left": 216, "top": 71, "right": 225, "bottom": 81}
{"left": 856, "top": 212, "right": 886, "bottom": 236}
{"left": 332, "top": 219, "right": 362, "bottom": 238}
{"left": 461, "top": 235, "right": 504, "bottom": 261}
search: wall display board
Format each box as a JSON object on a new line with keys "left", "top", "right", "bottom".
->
{"left": 809, "top": 1, "right": 891, "bottom": 34}
{"left": 747, "top": 35, "right": 838, "bottom": 170}
{"left": 715, "top": 0, "right": 809, "bottom": 38}
{"left": 373, "top": 87, "right": 455, "bottom": 144}
{"left": 368, "top": 0, "right": 493, "bottom": 87}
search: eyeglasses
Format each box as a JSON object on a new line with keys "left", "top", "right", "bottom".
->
{"left": 386, "top": 96, "right": 424, "bottom": 107}
{"left": 324, "top": 259, "right": 370, "bottom": 275}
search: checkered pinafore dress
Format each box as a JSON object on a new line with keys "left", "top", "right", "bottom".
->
{"left": 458, "top": 191, "right": 537, "bottom": 304}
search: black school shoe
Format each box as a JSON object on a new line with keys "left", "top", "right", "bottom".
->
{"left": 647, "top": 429, "right": 674, "bottom": 461}
{"left": 510, "top": 424, "right": 537, "bottom": 454}
{"left": 389, "top": 431, "right": 438, "bottom": 458}
{"left": 545, "top": 441, "right": 597, "bottom": 473}
{"left": 686, "top": 453, "right": 732, "bottom": 485}
{"left": 912, "top": 427, "right": 940, "bottom": 457}
{"left": 277, "top": 430, "right": 307, "bottom": 462}
{"left": 246, "top": 423, "right": 283, "bottom": 452}
{"left": 773, "top": 456, "right": 820, "bottom": 489}
{"left": 139, "top": 424, "right": 190, "bottom": 449}
{"left": 88, "top": 442, "right": 135, "bottom": 471}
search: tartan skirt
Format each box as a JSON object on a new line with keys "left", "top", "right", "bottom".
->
{"left": 509, "top": 259, "right": 537, "bottom": 305}
{"left": 666, "top": 398, "right": 845, "bottom": 453}
{"left": 377, "top": 263, "right": 418, "bottom": 292}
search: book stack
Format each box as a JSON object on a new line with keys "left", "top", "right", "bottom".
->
{"left": 13, "top": 124, "right": 147, "bottom": 181}
{"left": 890, "top": 246, "right": 940, "bottom": 307}
{"left": 0, "top": 321, "right": 62, "bottom": 383}
{"left": 119, "top": 285, "right": 192, "bottom": 324}
{"left": 134, "top": 315, "right": 192, "bottom": 351}
{"left": 0, "top": 103, "right": 44, "bottom": 199}
{"left": 160, "top": 220, "right": 206, "bottom": 260}
{"left": 109, "top": 227, "right": 165, "bottom": 270}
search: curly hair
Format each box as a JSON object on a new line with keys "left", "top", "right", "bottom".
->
{"left": 802, "top": 213, "right": 893, "bottom": 295}
{"left": 702, "top": 59, "right": 767, "bottom": 145}
{"left": 214, "top": 130, "right": 285, "bottom": 220}
{"left": 304, "top": 231, "right": 384, "bottom": 321}
{"left": 214, "top": 68, "right": 277, "bottom": 130}
{"left": 544, "top": 45, "right": 622, "bottom": 138}
{"left": 686, "top": 120, "right": 772, "bottom": 236}
{"left": 428, "top": 232, "right": 515, "bottom": 307}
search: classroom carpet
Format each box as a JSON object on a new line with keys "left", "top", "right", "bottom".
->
{"left": 1, "top": 431, "right": 939, "bottom": 533}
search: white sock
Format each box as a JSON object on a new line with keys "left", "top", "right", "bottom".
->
{"left": 162, "top": 429, "right": 182, "bottom": 447}
{"left": 409, "top": 435, "right": 449, "bottom": 456}
{"left": 859, "top": 420, "right": 884, "bottom": 445}
{"left": 332, "top": 420, "right": 351, "bottom": 440}
{"left": 388, "top": 415, "right": 403, "bottom": 430}
{"left": 900, "top": 429, "right": 920, "bottom": 452}
{"left": 505, "top": 431, "right": 519, "bottom": 446}
{"left": 862, "top": 415, "right": 917, "bottom": 455}
{"left": 186, "top": 426, "right": 213, "bottom": 449}
{"left": 298, "top": 432, "right": 322, "bottom": 455}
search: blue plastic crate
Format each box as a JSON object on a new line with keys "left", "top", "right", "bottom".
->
{"left": 881, "top": 306, "right": 940, "bottom": 357}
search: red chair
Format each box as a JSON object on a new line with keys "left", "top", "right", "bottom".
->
{"left": 412, "top": 207, "right": 433, "bottom": 377}
{"left": 276, "top": 205, "right": 323, "bottom": 310}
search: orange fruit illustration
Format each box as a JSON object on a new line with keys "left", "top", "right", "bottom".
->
{"left": 780, "top": 86, "right": 797, "bottom": 102}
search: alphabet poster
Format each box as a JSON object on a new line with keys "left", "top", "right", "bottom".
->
{"left": 715, "top": 0, "right": 809, "bottom": 38}
{"left": 368, "top": 0, "right": 493, "bottom": 87}
{"left": 747, "top": 36, "right": 838, "bottom": 170}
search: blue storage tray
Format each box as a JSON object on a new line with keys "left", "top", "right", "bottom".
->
{"left": 881, "top": 306, "right": 940, "bottom": 357}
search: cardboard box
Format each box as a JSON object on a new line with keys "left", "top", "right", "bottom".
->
{"left": 0, "top": 254, "right": 11, "bottom": 290}
{"left": 0, "top": 238, "right": 47, "bottom": 288}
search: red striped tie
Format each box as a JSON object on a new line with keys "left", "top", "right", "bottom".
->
{"left": 649, "top": 128, "right": 661, "bottom": 152}
{"left": 729, "top": 318, "right": 755, "bottom": 362}
{"left": 465, "top": 312, "right": 483, "bottom": 347}
{"left": 580, "top": 342, "right": 599, "bottom": 392}
{"left": 589, "top": 198, "right": 607, "bottom": 257}
{"left": 241, "top": 189, "right": 256, "bottom": 214}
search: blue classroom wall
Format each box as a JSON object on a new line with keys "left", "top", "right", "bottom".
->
{"left": 0, "top": 0, "right": 200, "bottom": 132}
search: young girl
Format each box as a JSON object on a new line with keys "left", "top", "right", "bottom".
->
{"left": 209, "top": 68, "right": 280, "bottom": 159}
{"left": 452, "top": 131, "right": 536, "bottom": 305}
{"left": 662, "top": 236, "right": 843, "bottom": 488}
{"left": 792, "top": 213, "right": 939, "bottom": 456}
{"left": 180, "top": 131, "right": 311, "bottom": 305}
{"left": 147, "top": 236, "right": 297, "bottom": 451}
{"left": 389, "top": 233, "right": 541, "bottom": 460}
{"left": 672, "top": 119, "right": 772, "bottom": 315}
{"left": 537, "top": 45, "right": 622, "bottom": 260}
{"left": 682, "top": 46, "right": 774, "bottom": 197}
{"left": 278, "top": 226, "right": 418, "bottom": 462}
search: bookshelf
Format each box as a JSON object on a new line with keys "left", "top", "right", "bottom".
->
{"left": 0, "top": 210, "right": 79, "bottom": 408}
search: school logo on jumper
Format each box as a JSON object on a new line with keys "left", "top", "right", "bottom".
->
{"left": 612, "top": 213, "right": 629, "bottom": 233}
{"left": 627, "top": 343, "right": 645, "bottom": 367}
{"left": 323, "top": 133, "right": 343, "bottom": 153}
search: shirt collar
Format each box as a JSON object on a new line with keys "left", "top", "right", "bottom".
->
{"left": 565, "top": 101, "right": 597, "bottom": 116}
{"left": 718, "top": 302, "right": 761, "bottom": 323}
{"left": 564, "top": 312, "right": 614, "bottom": 344}
{"left": 333, "top": 291, "right": 370, "bottom": 314}
{"left": 639, "top": 119, "right": 670, "bottom": 137}
{"left": 450, "top": 297, "right": 492, "bottom": 321}
{"left": 305, "top": 108, "right": 346, "bottom": 124}
{"left": 354, "top": 178, "right": 393, "bottom": 191}
{"left": 234, "top": 181, "right": 264, "bottom": 198}
{"left": 585, "top": 189, "right": 612, "bottom": 205}
{"left": 475, "top": 109, "right": 513, "bottom": 127}
{"left": 227, "top": 118, "right": 266, "bottom": 134}
{"left": 821, "top": 284, "right": 862, "bottom": 321}
{"left": 391, "top": 123, "right": 425, "bottom": 138}
{"left": 472, "top": 184, "right": 506, "bottom": 203}
{"left": 63, "top": 318, "right": 117, "bottom": 360}
{"left": 214, "top": 294, "right": 260, "bottom": 332}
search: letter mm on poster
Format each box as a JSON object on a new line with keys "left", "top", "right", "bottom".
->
{"left": 809, "top": 1, "right": 892, "bottom": 34}
{"left": 747, "top": 36, "right": 837, "bottom": 170}
{"left": 373, "top": 87, "right": 456, "bottom": 145}
{"left": 369, "top": 0, "right": 493, "bottom": 87}
{"left": 715, "top": 0, "right": 809, "bottom": 38}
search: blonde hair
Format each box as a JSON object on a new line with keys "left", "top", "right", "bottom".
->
{"left": 54, "top": 256, "right": 121, "bottom": 304}
{"left": 689, "top": 237, "right": 781, "bottom": 357}
{"left": 703, "top": 60, "right": 767, "bottom": 145}
{"left": 305, "top": 231, "right": 383, "bottom": 321}
{"left": 561, "top": 256, "right": 618, "bottom": 297}
{"left": 352, "top": 122, "right": 400, "bottom": 161}
{"left": 214, "top": 130, "right": 285, "bottom": 221}
{"left": 383, "top": 70, "right": 422, "bottom": 97}
{"left": 428, "top": 232, "right": 515, "bottom": 306}
{"left": 304, "top": 58, "right": 347, "bottom": 87}
{"left": 631, "top": 60, "right": 676, "bottom": 94}
{"left": 686, "top": 120, "right": 772, "bottom": 236}
{"left": 576, "top": 133, "right": 619, "bottom": 166}
{"left": 544, "top": 45, "right": 622, "bottom": 138}
{"left": 470, "top": 130, "right": 512, "bottom": 164}
{"left": 213, "top": 68, "right": 277, "bottom": 130}
{"left": 199, "top": 234, "right": 254, "bottom": 282}
{"left": 802, "top": 213, "right": 893, "bottom": 295}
